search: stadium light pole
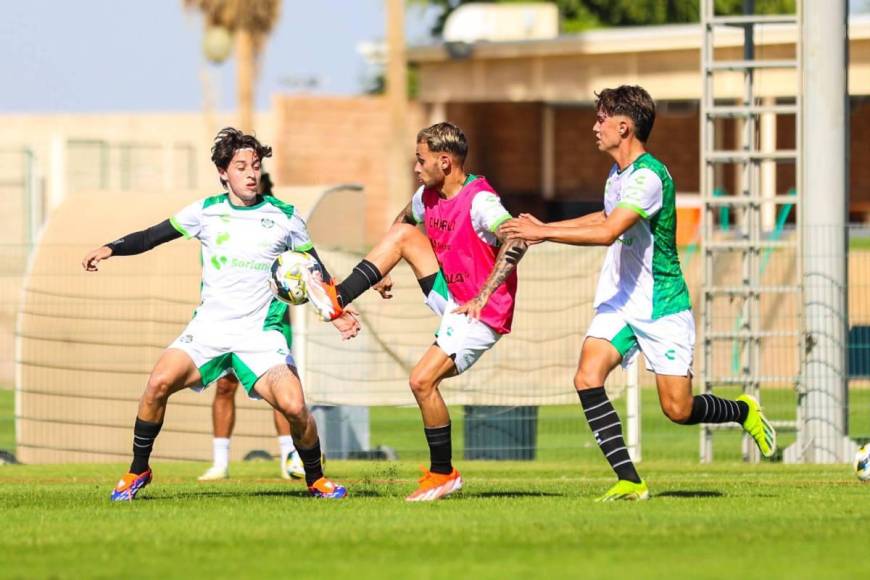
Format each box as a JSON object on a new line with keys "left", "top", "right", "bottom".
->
{"left": 800, "top": 0, "right": 854, "bottom": 463}
{"left": 386, "top": 0, "right": 412, "bottom": 224}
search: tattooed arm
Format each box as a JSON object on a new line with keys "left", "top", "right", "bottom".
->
{"left": 453, "top": 233, "right": 528, "bottom": 320}
{"left": 393, "top": 200, "right": 417, "bottom": 226}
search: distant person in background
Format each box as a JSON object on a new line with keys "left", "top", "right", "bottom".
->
{"left": 502, "top": 85, "right": 777, "bottom": 501}
{"left": 82, "top": 128, "right": 358, "bottom": 501}
{"left": 198, "top": 373, "right": 305, "bottom": 481}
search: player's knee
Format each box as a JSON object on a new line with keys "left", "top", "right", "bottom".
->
{"left": 388, "top": 222, "right": 419, "bottom": 246}
{"left": 277, "top": 399, "right": 306, "bottom": 424}
{"left": 215, "top": 379, "right": 237, "bottom": 399}
{"left": 409, "top": 373, "right": 435, "bottom": 398}
{"left": 662, "top": 398, "right": 692, "bottom": 424}
{"left": 143, "top": 374, "right": 175, "bottom": 406}
{"left": 574, "top": 368, "right": 602, "bottom": 391}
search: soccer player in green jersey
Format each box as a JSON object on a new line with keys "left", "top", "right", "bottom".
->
{"left": 82, "top": 128, "right": 358, "bottom": 500}
{"left": 502, "top": 86, "right": 776, "bottom": 501}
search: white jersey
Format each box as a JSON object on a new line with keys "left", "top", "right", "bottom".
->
{"left": 410, "top": 177, "right": 512, "bottom": 246}
{"left": 170, "top": 193, "right": 312, "bottom": 330}
{"left": 593, "top": 153, "right": 691, "bottom": 320}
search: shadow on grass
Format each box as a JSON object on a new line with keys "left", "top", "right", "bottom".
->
{"left": 139, "top": 488, "right": 393, "bottom": 501}
{"left": 470, "top": 491, "right": 562, "bottom": 498}
{"left": 655, "top": 490, "right": 724, "bottom": 499}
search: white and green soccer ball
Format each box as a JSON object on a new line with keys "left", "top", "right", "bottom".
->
{"left": 269, "top": 250, "right": 317, "bottom": 305}
{"left": 855, "top": 444, "right": 870, "bottom": 482}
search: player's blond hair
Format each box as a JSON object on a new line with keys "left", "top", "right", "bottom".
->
{"left": 416, "top": 122, "right": 468, "bottom": 164}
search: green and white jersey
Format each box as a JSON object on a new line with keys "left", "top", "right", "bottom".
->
{"left": 593, "top": 153, "right": 691, "bottom": 320}
{"left": 170, "top": 193, "right": 311, "bottom": 334}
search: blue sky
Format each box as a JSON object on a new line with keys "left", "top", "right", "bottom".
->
{"left": 0, "top": 0, "right": 437, "bottom": 113}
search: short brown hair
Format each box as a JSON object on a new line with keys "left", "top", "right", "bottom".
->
{"left": 416, "top": 122, "right": 468, "bottom": 163}
{"left": 595, "top": 85, "right": 656, "bottom": 142}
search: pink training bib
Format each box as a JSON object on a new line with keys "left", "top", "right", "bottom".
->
{"left": 421, "top": 176, "right": 517, "bottom": 334}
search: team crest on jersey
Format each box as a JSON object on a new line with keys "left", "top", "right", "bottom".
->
{"left": 260, "top": 218, "right": 275, "bottom": 229}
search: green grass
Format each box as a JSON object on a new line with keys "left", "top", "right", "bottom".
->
{"left": 2, "top": 388, "right": 870, "bottom": 578}
{"left": 0, "top": 460, "right": 867, "bottom": 579}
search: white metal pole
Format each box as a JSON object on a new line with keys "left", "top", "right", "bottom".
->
{"left": 800, "top": 0, "right": 852, "bottom": 463}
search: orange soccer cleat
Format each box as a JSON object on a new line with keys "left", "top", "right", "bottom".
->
{"left": 405, "top": 467, "right": 463, "bottom": 502}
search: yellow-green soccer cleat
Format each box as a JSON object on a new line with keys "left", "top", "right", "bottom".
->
{"left": 737, "top": 394, "right": 777, "bottom": 458}
{"left": 595, "top": 479, "right": 649, "bottom": 502}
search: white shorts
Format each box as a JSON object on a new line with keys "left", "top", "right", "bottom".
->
{"left": 425, "top": 287, "right": 501, "bottom": 375}
{"left": 168, "top": 320, "right": 295, "bottom": 396}
{"left": 585, "top": 306, "right": 695, "bottom": 377}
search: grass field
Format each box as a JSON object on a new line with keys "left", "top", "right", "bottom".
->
{"left": 2, "top": 389, "right": 869, "bottom": 578}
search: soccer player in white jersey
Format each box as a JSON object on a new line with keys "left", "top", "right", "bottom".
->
{"left": 82, "top": 128, "right": 358, "bottom": 501}
{"left": 502, "top": 86, "right": 776, "bottom": 501}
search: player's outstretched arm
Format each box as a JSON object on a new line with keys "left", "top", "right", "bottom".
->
{"left": 530, "top": 210, "right": 606, "bottom": 229}
{"left": 501, "top": 207, "right": 640, "bottom": 247}
{"left": 454, "top": 234, "right": 528, "bottom": 320}
{"left": 81, "top": 219, "right": 182, "bottom": 272}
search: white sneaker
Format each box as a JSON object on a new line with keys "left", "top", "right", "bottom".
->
{"left": 281, "top": 450, "right": 305, "bottom": 480}
{"left": 197, "top": 465, "right": 229, "bottom": 481}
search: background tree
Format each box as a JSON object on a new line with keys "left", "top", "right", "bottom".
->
{"left": 184, "top": 0, "right": 281, "bottom": 133}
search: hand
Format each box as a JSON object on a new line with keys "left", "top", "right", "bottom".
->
{"left": 518, "top": 212, "right": 545, "bottom": 225}
{"left": 331, "top": 305, "right": 361, "bottom": 340}
{"left": 82, "top": 246, "right": 113, "bottom": 271}
{"left": 453, "top": 295, "right": 486, "bottom": 320}
{"left": 372, "top": 274, "right": 393, "bottom": 299}
{"left": 499, "top": 216, "right": 548, "bottom": 245}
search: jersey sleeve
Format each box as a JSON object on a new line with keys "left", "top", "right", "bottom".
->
{"left": 287, "top": 214, "right": 314, "bottom": 252}
{"left": 470, "top": 191, "right": 512, "bottom": 237}
{"left": 410, "top": 186, "right": 425, "bottom": 224}
{"left": 617, "top": 168, "right": 663, "bottom": 219}
{"left": 170, "top": 199, "right": 204, "bottom": 239}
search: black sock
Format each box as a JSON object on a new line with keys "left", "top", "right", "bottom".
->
{"left": 296, "top": 439, "right": 324, "bottom": 486}
{"left": 578, "top": 387, "right": 641, "bottom": 484}
{"left": 336, "top": 259, "right": 382, "bottom": 307}
{"left": 684, "top": 394, "right": 749, "bottom": 425}
{"left": 130, "top": 417, "right": 162, "bottom": 474}
{"left": 417, "top": 272, "right": 437, "bottom": 297}
{"left": 424, "top": 424, "right": 452, "bottom": 475}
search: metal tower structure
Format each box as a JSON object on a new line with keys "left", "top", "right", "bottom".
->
{"left": 699, "top": 1, "right": 802, "bottom": 462}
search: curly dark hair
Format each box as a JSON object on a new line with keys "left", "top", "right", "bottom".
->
{"left": 594, "top": 85, "right": 656, "bottom": 143}
{"left": 211, "top": 127, "right": 273, "bottom": 187}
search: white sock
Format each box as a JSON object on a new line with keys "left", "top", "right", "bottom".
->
{"left": 278, "top": 435, "right": 295, "bottom": 459}
{"left": 213, "top": 437, "right": 231, "bottom": 469}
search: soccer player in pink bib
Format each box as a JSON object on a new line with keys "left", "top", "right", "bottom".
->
{"left": 304, "top": 122, "right": 528, "bottom": 501}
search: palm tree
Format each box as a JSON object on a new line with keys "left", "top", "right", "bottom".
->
{"left": 184, "top": 0, "right": 281, "bottom": 133}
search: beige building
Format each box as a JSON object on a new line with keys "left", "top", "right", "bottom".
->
{"left": 408, "top": 16, "right": 870, "bottom": 222}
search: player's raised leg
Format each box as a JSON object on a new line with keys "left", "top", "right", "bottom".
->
{"left": 304, "top": 220, "right": 440, "bottom": 321}
{"left": 658, "top": 374, "right": 776, "bottom": 458}
{"left": 112, "top": 349, "right": 201, "bottom": 501}
{"left": 405, "top": 345, "right": 463, "bottom": 502}
{"left": 198, "top": 374, "right": 238, "bottom": 481}
{"left": 575, "top": 337, "right": 648, "bottom": 502}
{"left": 254, "top": 364, "right": 346, "bottom": 498}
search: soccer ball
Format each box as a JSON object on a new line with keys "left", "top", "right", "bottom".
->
{"left": 269, "top": 250, "right": 317, "bottom": 305}
{"left": 855, "top": 444, "right": 870, "bottom": 482}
